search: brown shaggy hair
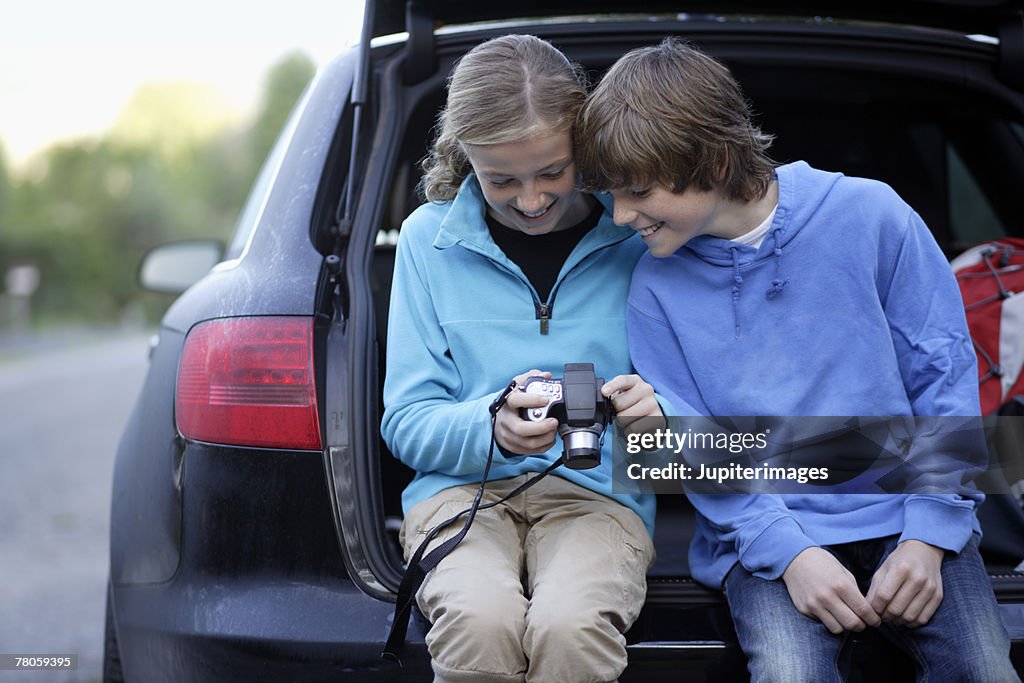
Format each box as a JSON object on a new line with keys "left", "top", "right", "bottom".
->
{"left": 577, "top": 38, "right": 775, "bottom": 202}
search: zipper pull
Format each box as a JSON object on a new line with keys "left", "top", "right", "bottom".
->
{"left": 537, "top": 303, "right": 551, "bottom": 335}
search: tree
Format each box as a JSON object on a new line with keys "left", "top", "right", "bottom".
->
{"left": 0, "top": 141, "right": 9, "bottom": 213}
{"left": 248, "top": 51, "right": 316, "bottom": 176}
{"left": 0, "top": 51, "right": 318, "bottom": 328}
{"left": 109, "top": 82, "right": 241, "bottom": 162}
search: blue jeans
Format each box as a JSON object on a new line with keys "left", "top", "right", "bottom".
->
{"left": 724, "top": 535, "right": 1019, "bottom": 683}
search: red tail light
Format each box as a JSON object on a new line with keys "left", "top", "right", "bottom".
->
{"left": 176, "top": 317, "right": 322, "bottom": 450}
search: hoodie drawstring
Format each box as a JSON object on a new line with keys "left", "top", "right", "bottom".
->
{"left": 729, "top": 229, "right": 787, "bottom": 339}
{"left": 730, "top": 247, "right": 743, "bottom": 339}
{"left": 766, "top": 228, "right": 789, "bottom": 300}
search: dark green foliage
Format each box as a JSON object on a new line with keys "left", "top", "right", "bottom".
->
{"left": 0, "top": 52, "right": 316, "bottom": 327}
{"left": 249, "top": 51, "right": 317, "bottom": 175}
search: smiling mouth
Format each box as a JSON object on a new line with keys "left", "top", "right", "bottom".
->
{"left": 514, "top": 202, "right": 555, "bottom": 220}
{"left": 638, "top": 222, "right": 663, "bottom": 238}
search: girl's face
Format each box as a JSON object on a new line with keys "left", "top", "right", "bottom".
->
{"left": 464, "top": 129, "right": 590, "bottom": 235}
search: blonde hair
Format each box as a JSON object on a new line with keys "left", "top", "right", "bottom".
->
{"left": 577, "top": 38, "right": 775, "bottom": 202}
{"left": 420, "top": 34, "right": 587, "bottom": 202}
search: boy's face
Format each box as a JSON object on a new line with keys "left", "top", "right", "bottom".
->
{"left": 465, "top": 130, "right": 588, "bottom": 236}
{"left": 610, "top": 184, "right": 740, "bottom": 258}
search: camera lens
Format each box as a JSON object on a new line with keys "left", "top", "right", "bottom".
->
{"left": 561, "top": 430, "right": 601, "bottom": 469}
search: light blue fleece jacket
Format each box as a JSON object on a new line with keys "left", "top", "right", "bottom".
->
{"left": 627, "top": 161, "right": 982, "bottom": 587}
{"left": 381, "top": 175, "right": 656, "bottom": 536}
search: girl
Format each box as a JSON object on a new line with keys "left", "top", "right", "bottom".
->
{"left": 381, "top": 34, "right": 661, "bottom": 683}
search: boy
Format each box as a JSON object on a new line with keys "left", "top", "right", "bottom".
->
{"left": 576, "top": 38, "right": 1018, "bottom": 681}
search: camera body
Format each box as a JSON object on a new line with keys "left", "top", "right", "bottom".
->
{"left": 520, "top": 363, "right": 613, "bottom": 469}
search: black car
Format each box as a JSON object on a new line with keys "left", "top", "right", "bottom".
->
{"left": 106, "top": 1, "right": 1024, "bottom": 680}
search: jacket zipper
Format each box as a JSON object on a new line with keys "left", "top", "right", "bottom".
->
{"left": 457, "top": 230, "right": 632, "bottom": 335}
{"left": 536, "top": 302, "right": 552, "bottom": 335}
{"left": 530, "top": 237, "right": 630, "bottom": 335}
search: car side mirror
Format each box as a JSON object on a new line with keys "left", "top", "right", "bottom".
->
{"left": 138, "top": 240, "right": 224, "bottom": 294}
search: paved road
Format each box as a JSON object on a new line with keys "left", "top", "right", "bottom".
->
{"left": 0, "top": 330, "right": 153, "bottom": 683}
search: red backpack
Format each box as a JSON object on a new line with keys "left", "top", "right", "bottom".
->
{"left": 951, "top": 238, "right": 1024, "bottom": 415}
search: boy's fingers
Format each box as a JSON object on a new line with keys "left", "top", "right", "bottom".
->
{"left": 602, "top": 375, "right": 661, "bottom": 418}
{"left": 869, "top": 540, "right": 944, "bottom": 623}
{"left": 621, "top": 414, "right": 667, "bottom": 431}
{"left": 618, "top": 414, "right": 643, "bottom": 431}
{"left": 601, "top": 374, "right": 637, "bottom": 396}
{"left": 898, "top": 590, "right": 933, "bottom": 627}
{"left": 829, "top": 606, "right": 867, "bottom": 633}
{"left": 813, "top": 608, "right": 845, "bottom": 635}
{"left": 854, "top": 599, "right": 882, "bottom": 628}
{"left": 832, "top": 584, "right": 874, "bottom": 632}
{"left": 603, "top": 374, "right": 654, "bottom": 399}
{"left": 880, "top": 584, "right": 916, "bottom": 622}
{"left": 614, "top": 393, "right": 660, "bottom": 417}
{"left": 910, "top": 592, "right": 944, "bottom": 628}
{"left": 866, "top": 567, "right": 895, "bottom": 614}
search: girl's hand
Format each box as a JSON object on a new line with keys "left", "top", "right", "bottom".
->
{"left": 494, "top": 370, "right": 558, "bottom": 455}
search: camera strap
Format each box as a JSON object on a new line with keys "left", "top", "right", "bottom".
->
{"left": 381, "top": 381, "right": 563, "bottom": 665}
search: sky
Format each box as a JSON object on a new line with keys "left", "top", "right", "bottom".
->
{"left": 0, "top": 0, "right": 366, "bottom": 168}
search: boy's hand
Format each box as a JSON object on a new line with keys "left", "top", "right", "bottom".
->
{"left": 494, "top": 370, "right": 558, "bottom": 455}
{"left": 601, "top": 374, "right": 662, "bottom": 416}
{"left": 782, "top": 547, "right": 881, "bottom": 634}
{"left": 866, "top": 540, "right": 945, "bottom": 628}
{"left": 601, "top": 374, "right": 664, "bottom": 436}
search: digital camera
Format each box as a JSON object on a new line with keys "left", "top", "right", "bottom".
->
{"left": 520, "top": 363, "right": 613, "bottom": 469}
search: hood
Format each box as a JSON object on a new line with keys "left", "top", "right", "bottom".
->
{"left": 682, "top": 161, "right": 843, "bottom": 337}
{"left": 684, "top": 161, "right": 841, "bottom": 267}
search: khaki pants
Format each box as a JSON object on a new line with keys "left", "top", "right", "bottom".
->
{"left": 400, "top": 474, "right": 655, "bottom": 683}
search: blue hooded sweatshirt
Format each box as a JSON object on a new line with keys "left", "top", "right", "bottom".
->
{"left": 627, "top": 161, "right": 981, "bottom": 587}
{"left": 382, "top": 175, "right": 656, "bottom": 536}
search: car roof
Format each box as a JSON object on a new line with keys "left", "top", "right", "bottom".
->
{"left": 368, "top": 0, "right": 1024, "bottom": 39}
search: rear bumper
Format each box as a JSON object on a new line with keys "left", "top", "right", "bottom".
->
{"left": 109, "top": 582, "right": 1024, "bottom": 682}
{"left": 112, "top": 445, "right": 1024, "bottom": 681}
{"left": 110, "top": 578, "right": 432, "bottom": 682}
